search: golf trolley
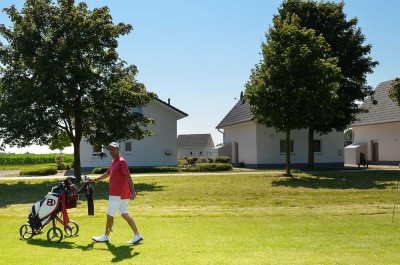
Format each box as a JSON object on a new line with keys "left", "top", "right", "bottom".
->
{"left": 19, "top": 176, "right": 94, "bottom": 243}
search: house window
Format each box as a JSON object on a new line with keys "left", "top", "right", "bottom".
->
{"left": 92, "top": 144, "right": 102, "bottom": 157}
{"left": 200, "top": 151, "right": 202, "bottom": 155}
{"left": 313, "top": 140, "right": 322, "bottom": 153}
{"left": 280, "top": 140, "right": 294, "bottom": 153}
{"left": 125, "top": 142, "right": 132, "bottom": 153}
{"left": 190, "top": 152, "right": 193, "bottom": 155}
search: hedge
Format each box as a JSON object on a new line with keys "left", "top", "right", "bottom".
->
{"left": 20, "top": 165, "right": 58, "bottom": 176}
{"left": 92, "top": 166, "right": 180, "bottom": 174}
{"left": 186, "top": 163, "right": 233, "bottom": 172}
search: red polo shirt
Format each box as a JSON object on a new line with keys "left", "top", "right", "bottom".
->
{"left": 107, "top": 155, "right": 131, "bottom": 199}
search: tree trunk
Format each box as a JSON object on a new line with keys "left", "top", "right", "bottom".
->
{"left": 285, "top": 130, "right": 292, "bottom": 177}
{"left": 307, "top": 127, "right": 315, "bottom": 169}
{"left": 73, "top": 140, "right": 82, "bottom": 182}
{"left": 73, "top": 114, "right": 83, "bottom": 182}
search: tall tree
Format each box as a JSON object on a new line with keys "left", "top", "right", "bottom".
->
{"left": 277, "top": 0, "right": 378, "bottom": 168}
{"left": 0, "top": 0, "right": 156, "bottom": 180}
{"left": 245, "top": 14, "right": 339, "bottom": 176}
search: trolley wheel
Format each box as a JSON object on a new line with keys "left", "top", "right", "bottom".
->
{"left": 47, "top": 227, "right": 63, "bottom": 243}
{"left": 19, "top": 223, "right": 34, "bottom": 240}
{"left": 64, "top": 220, "right": 79, "bottom": 236}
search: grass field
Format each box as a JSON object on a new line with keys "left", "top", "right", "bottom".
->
{"left": 1, "top": 170, "right": 400, "bottom": 264}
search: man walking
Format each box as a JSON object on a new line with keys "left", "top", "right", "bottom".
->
{"left": 91, "top": 142, "right": 143, "bottom": 244}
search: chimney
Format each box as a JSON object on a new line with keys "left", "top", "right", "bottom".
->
{"left": 168, "top": 98, "right": 170, "bottom": 105}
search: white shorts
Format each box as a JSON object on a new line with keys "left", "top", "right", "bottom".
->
{"left": 107, "top": 196, "right": 129, "bottom": 217}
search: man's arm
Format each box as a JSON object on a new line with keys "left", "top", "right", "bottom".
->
{"left": 127, "top": 173, "right": 136, "bottom": 200}
{"left": 91, "top": 172, "right": 109, "bottom": 183}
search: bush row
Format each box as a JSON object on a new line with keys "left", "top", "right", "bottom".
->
{"left": 0, "top": 153, "right": 74, "bottom": 165}
{"left": 92, "top": 166, "right": 181, "bottom": 174}
{"left": 179, "top": 156, "right": 231, "bottom": 166}
{"left": 92, "top": 163, "right": 233, "bottom": 174}
{"left": 20, "top": 165, "right": 58, "bottom": 176}
{"left": 186, "top": 163, "right": 233, "bottom": 172}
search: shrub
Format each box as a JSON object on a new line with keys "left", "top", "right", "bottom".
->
{"left": 92, "top": 166, "right": 180, "bottom": 174}
{"left": 208, "top": 157, "right": 214, "bottom": 163}
{"left": 185, "top": 157, "right": 198, "bottom": 166}
{"left": 186, "top": 163, "right": 233, "bottom": 172}
{"left": 215, "top": 156, "right": 230, "bottom": 163}
{"left": 20, "top": 165, "right": 58, "bottom": 176}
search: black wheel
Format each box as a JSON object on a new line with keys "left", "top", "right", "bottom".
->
{"left": 19, "top": 223, "right": 34, "bottom": 240}
{"left": 64, "top": 220, "right": 79, "bottom": 236}
{"left": 46, "top": 227, "right": 63, "bottom": 243}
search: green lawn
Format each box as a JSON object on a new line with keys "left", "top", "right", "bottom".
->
{"left": 1, "top": 170, "right": 400, "bottom": 264}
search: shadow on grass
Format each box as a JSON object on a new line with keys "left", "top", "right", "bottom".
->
{"left": 272, "top": 170, "right": 400, "bottom": 189}
{"left": 25, "top": 239, "right": 139, "bottom": 262}
{"left": 0, "top": 180, "right": 164, "bottom": 208}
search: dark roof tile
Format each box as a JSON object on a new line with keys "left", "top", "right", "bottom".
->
{"left": 352, "top": 80, "right": 400, "bottom": 126}
{"left": 216, "top": 100, "right": 254, "bottom": 129}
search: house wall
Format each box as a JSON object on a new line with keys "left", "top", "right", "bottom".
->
{"left": 178, "top": 147, "right": 213, "bottom": 157}
{"left": 352, "top": 122, "right": 400, "bottom": 162}
{"left": 80, "top": 102, "right": 179, "bottom": 170}
{"left": 255, "top": 124, "right": 344, "bottom": 166}
{"left": 221, "top": 121, "right": 344, "bottom": 168}
{"left": 223, "top": 121, "right": 258, "bottom": 164}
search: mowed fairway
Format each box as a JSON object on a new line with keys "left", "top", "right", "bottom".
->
{"left": 1, "top": 170, "right": 400, "bottom": 264}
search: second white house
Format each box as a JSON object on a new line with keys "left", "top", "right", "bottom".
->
{"left": 216, "top": 97, "right": 344, "bottom": 168}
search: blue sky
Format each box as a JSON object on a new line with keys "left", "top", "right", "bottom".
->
{"left": 1, "top": 0, "right": 400, "bottom": 153}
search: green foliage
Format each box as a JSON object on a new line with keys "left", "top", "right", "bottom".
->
{"left": 49, "top": 131, "right": 72, "bottom": 152}
{"left": 185, "top": 157, "right": 198, "bottom": 166}
{"left": 0, "top": 0, "right": 156, "bottom": 180}
{"left": 214, "top": 156, "right": 230, "bottom": 163}
{"left": 92, "top": 166, "right": 180, "bottom": 174}
{"left": 245, "top": 13, "right": 339, "bottom": 175}
{"left": 0, "top": 153, "right": 73, "bottom": 165}
{"left": 20, "top": 165, "right": 58, "bottom": 175}
{"left": 186, "top": 163, "right": 233, "bottom": 172}
{"left": 277, "top": 0, "right": 378, "bottom": 132}
{"left": 389, "top": 78, "right": 400, "bottom": 105}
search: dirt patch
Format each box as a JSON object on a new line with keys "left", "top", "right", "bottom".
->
{"left": 0, "top": 170, "right": 20, "bottom": 177}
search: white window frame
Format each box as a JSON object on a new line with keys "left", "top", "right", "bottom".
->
{"left": 124, "top": 141, "right": 133, "bottom": 154}
{"left": 92, "top": 144, "right": 103, "bottom": 158}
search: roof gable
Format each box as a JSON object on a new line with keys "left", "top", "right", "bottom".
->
{"left": 177, "top": 134, "right": 214, "bottom": 148}
{"left": 216, "top": 100, "right": 254, "bottom": 129}
{"left": 352, "top": 80, "right": 400, "bottom": 127}
{"left": 154, "top": 98, "right": 188, "bottom": 120}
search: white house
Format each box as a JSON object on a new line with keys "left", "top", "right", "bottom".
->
{"left": 216, "top": 98, "right": 344, "bottom": 168}
{"left": 177, "top": 134, "right": 215, "bottom": 157}
{"left": 345, "top": 80, "right": 400, "bottom": 165}
{"left": 80, "top": 98, "right": 188, "bottom": 171}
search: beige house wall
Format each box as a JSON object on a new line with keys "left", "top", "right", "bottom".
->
{"left": 81, "top": 101, "right": 180, "bottom": 168}
{"left": 351, "top": 122, "right": 400, "bottom": 162}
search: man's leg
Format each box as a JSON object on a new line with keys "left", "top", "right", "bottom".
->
{"left": 105, "top": 214, "right": 114, "bottom": 236}
{"left": 122, "top": 213, "right": 139, "bottom": 235}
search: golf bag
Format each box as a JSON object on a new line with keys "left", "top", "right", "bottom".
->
{"left": 20, "top": 176, "right": 94, "bottom": 242}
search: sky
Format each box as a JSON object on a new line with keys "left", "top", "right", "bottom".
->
{"left": 1, "top": 0, "right": 400, "bottom": 154}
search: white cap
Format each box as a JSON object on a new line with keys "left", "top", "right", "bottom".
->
{"left": 107, "top": 142, "right": 119, "bottom": 149}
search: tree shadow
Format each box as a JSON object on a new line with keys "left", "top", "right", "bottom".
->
{"left": 25, "top": 239, "right": 139, "bottom": 262}
{"left": 0, "top": 180, "right": 164, "bottom": 208}
{"left": 271, "top": 170, "right": 400, "bottom": 189}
